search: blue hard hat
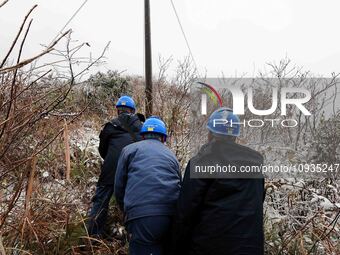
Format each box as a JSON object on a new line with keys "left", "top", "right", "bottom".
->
{"left": 140, "top": 116, "right": 167, "bottom": 137}
{"left": 116, "top": 95, "right": 135, "bottom": 110}
{"left": 207, "top": 107, "right": 240, "bottom": 137}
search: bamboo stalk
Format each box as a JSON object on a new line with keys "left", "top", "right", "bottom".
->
{"left": 25, "top": 156, "right": 36, "bottom": 216}
{"left": 64, "top": 119, "right": 71, "bottom": 181}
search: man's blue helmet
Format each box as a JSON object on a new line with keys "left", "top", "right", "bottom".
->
{"left": 140, "top": 116, "right": 167, "bottom": 137}
{"left": 115, "top": 95, "right": 135, "bottom": 110}
{"left": 207, "top": 107, "right": 240, "bottom": 137}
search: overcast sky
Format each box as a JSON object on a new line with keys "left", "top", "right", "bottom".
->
{"left": 1, "top": 0, "right": 340, "bottom": 77}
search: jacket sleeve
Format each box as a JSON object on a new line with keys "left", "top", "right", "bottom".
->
{"left": 173, "top": 157, "right": 182, "bottom": 182}
{"left": 114, "top": 148, "right": 129, "bottom": 211}
{"left": 98, "top": 123, "right": 115, "bottom": 159}
{"left": 172, "top": 161, "right": 211, "bottom": 254}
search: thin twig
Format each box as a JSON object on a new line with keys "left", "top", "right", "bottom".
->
{"left": 0, "top": 18, "right": 34, "bottom": 140}
{"left": 0, "top": 5, "right": 37, "bottom": 68}
{"left": 0, "top": 30, "right": 71, "bottom": 74}
{"left": 73, "top": 41, "right": 110, "bottom": 80}
{"left": 0, "top": 69, "right": 52, "bottom": 110}
{"left": 0, "top": 0, "right": 9, "bottom": 8}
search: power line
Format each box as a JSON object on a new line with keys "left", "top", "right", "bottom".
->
{"left": 49, "top": 0, "right": 89, "bottom": 45}
{"left": 169, "top": 0, "right": 199, "bottom": 74}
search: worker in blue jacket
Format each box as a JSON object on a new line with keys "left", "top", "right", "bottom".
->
{"left": 115, "top": 116, "right": 181, "bottom": 255}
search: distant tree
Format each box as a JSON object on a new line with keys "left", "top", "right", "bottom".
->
{"left": 88, "top": 70, "right": 132, "bottom": 99}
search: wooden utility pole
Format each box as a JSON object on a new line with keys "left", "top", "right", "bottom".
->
{"left": 144, "top": 0, "right": 153, "bottom": 117}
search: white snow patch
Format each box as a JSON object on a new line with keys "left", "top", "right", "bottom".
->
{"left": 311, "top": 194, "right": 336, "bottom": 210}
{"left": 42, "top": 171, "right": 49, "bottom": 178}
{"left": 70, "top": 124, "right": 100, "bottom": 158}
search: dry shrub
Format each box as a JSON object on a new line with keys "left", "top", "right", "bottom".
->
{"left": 0, "top": 3, "right": 115, "bottom": 254}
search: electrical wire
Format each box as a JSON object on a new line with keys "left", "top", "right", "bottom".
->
{"left": 49, "top": 0, "right": 89, "bottom": 46}
{"left": 169, "top": 0, "right": 199, "bottom": 74}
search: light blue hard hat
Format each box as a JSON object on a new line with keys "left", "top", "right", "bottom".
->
{"left": 207, "top": 107, "right": 240, "bottom": 137}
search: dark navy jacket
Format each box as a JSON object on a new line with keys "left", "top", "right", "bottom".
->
{"left": 172, "top": 139, "right": 265, "bottom": 255}
{"left": 98, "top": 113, "right": 142, "bottom": 186}
{"left": 114, "top": 139, "right": 181, "bottom": 222}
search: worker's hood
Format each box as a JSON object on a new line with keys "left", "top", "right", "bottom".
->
{"left": 117, "top": 113, "right": 142, "bottom": 132}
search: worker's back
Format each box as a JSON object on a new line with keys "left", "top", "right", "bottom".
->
{"left": 98, "top": 113, "right": 142, "bottom": 186}
{"left": 175, "top": 139, "right": 264, "bottom": 255}
{"left": 115, "top": 139, "right": 181, "bottom": 222}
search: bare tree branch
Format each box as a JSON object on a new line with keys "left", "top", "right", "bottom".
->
{"left": 0, "top": 0, "right": 9, "bottom": 8}
{"left": 0, "top": 30, "right": 71, "bottom": 74}
{"left": 0, "top": 5, "right": 37, "bottom": 68}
